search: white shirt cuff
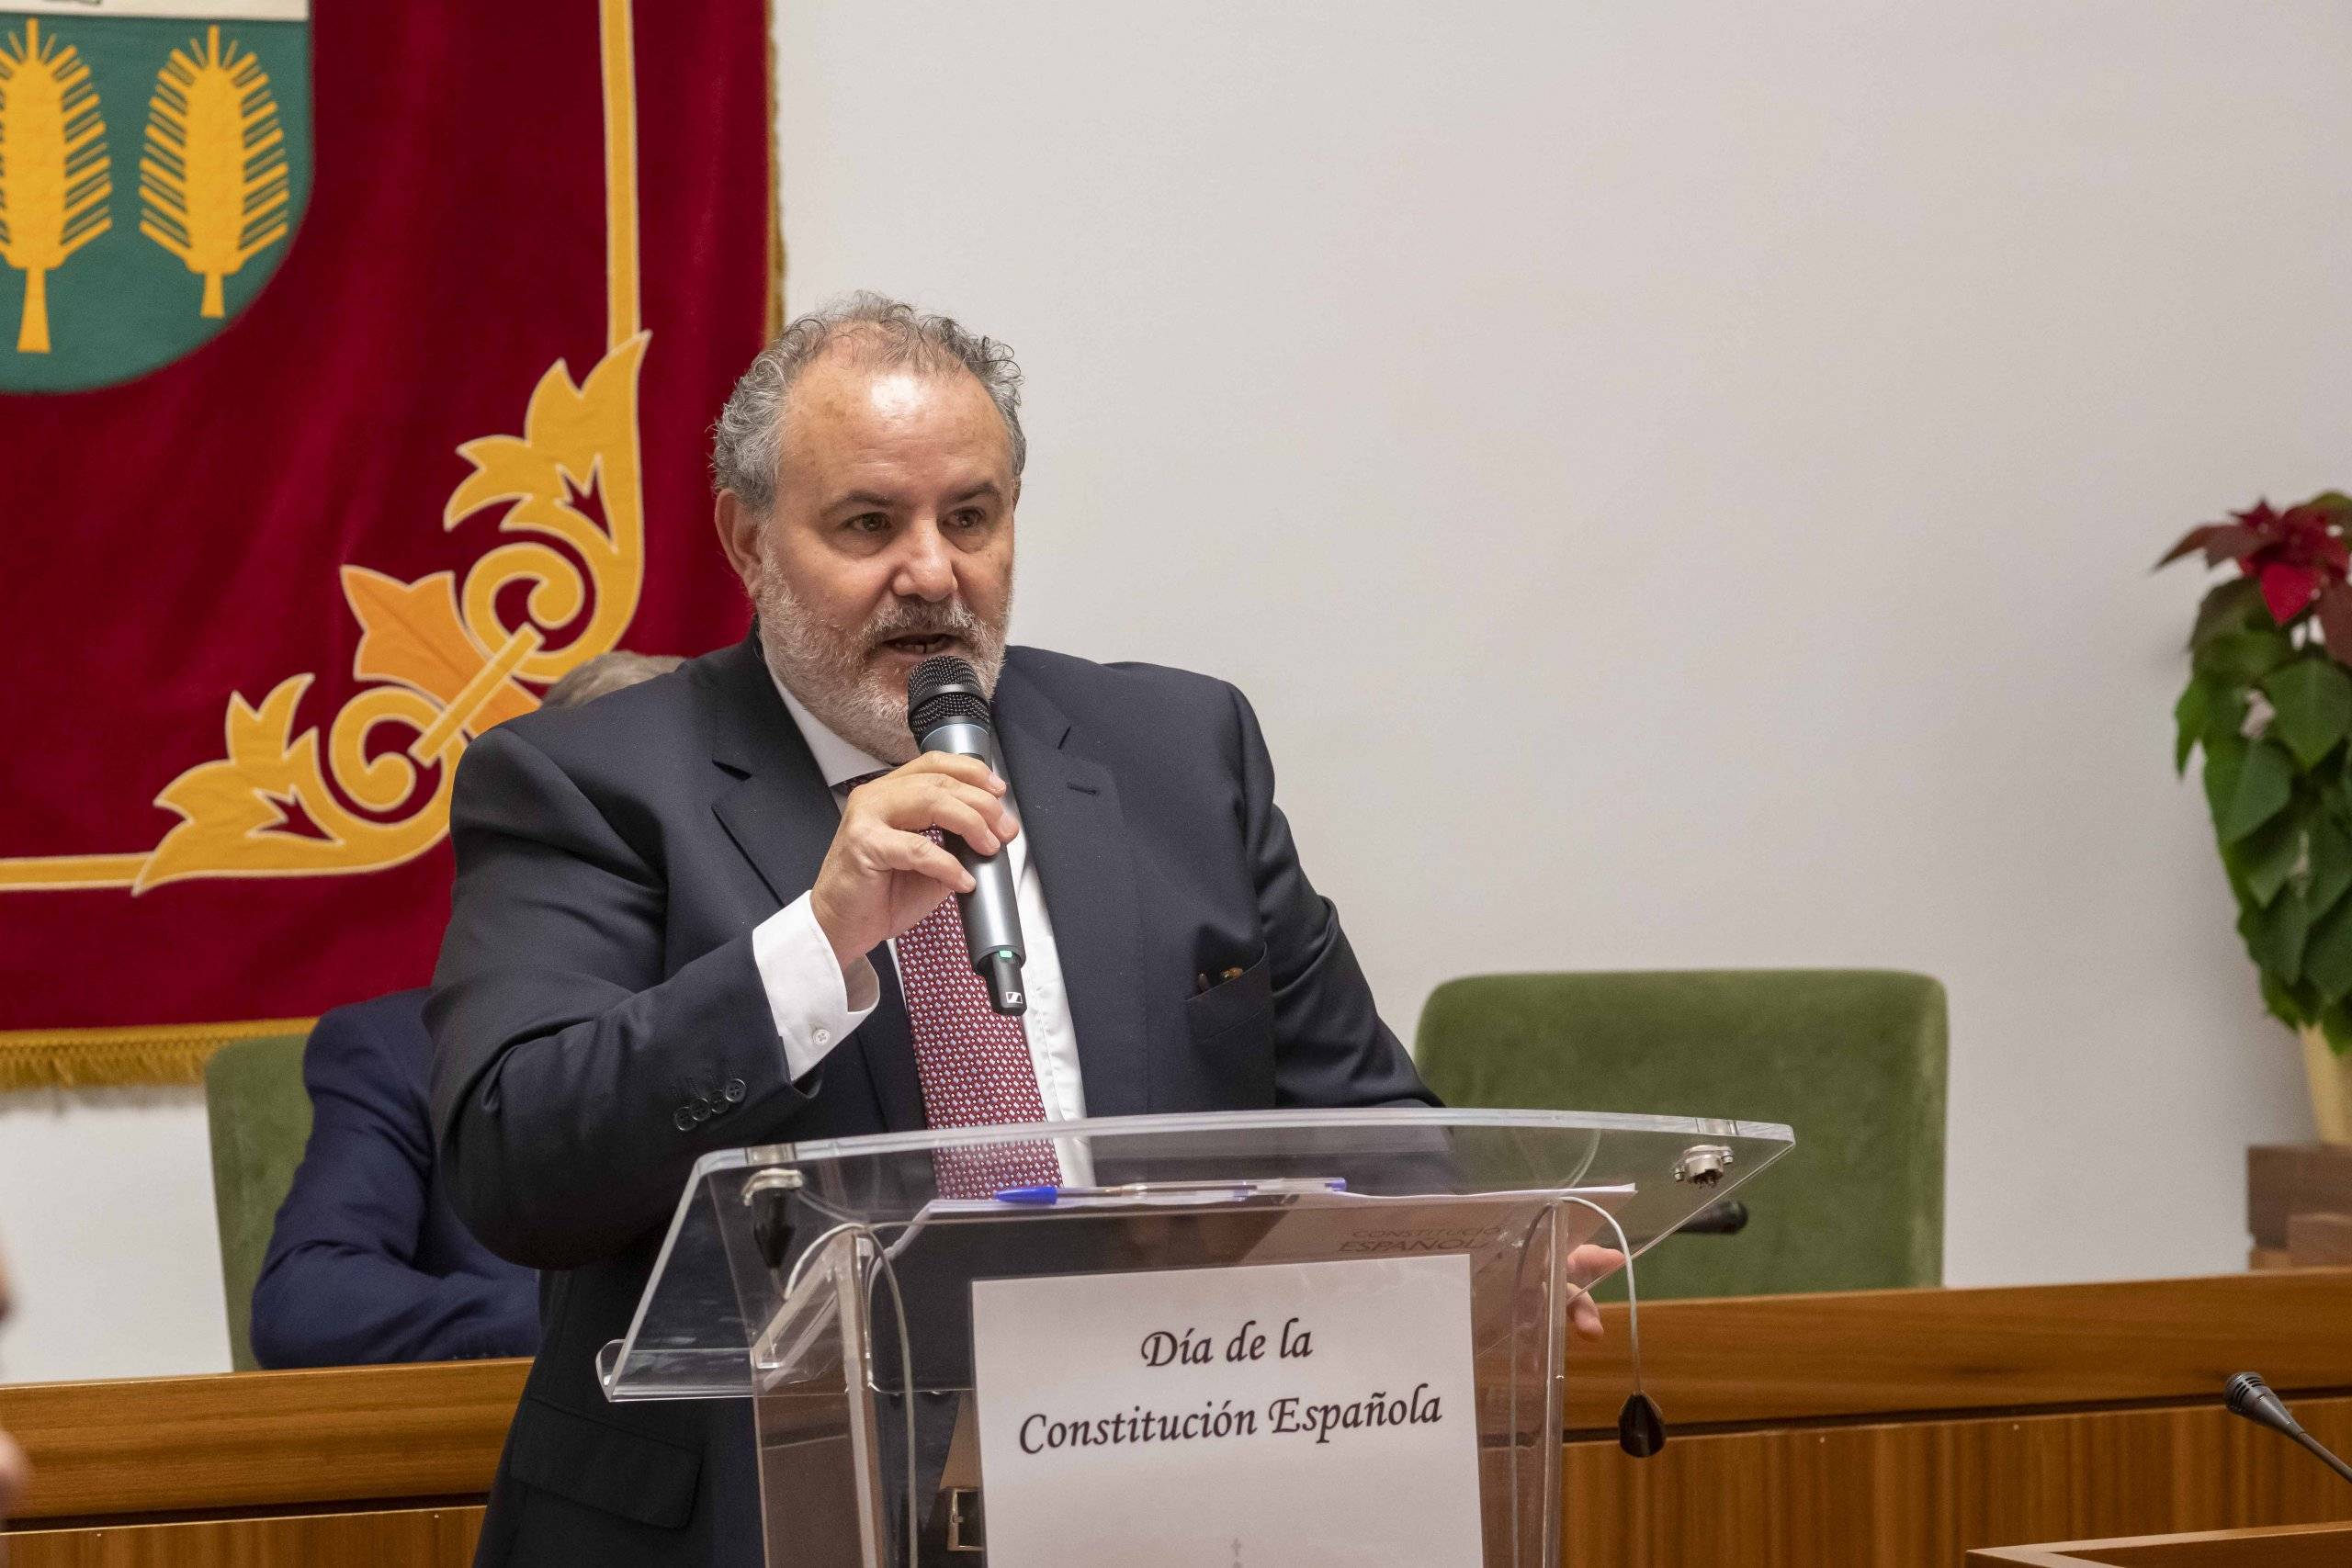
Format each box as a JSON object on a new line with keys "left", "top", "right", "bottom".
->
{"left": 751, "top": 891, "right": 880, "bottom": 1084}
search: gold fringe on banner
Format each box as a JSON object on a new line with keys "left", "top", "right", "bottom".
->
{"left": 0, "top": 1017, "right": 315, "bottom": 1092}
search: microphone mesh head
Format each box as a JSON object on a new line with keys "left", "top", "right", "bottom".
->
{"left": 907, "top": 655, "right": 991, "bottom": 738}
{"left": 2224, "top": 1371, "right": 2267, "bottom": 1416}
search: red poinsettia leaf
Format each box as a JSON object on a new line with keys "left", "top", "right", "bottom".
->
{"left": 2237, "top": 501, "right": 2283, "bottom": 532}
{"left": 2160, "top": 523, "right": 2267, "bottom": 568}
{"left": 2158, "top": 525, "right": 2226, "bottom": 567}
{"left": 2260, "top": 560, "right": 2322, "bottom": 624}
{"left": 2201, "top": 524, "right": 2267, "bottom": 565}
{"left": 2319, "top": 582, "right": 2352, "bottom": 666}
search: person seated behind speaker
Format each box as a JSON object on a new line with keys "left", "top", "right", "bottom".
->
{"left": 248, "top": 651, "right": 684, "bottom": 1368}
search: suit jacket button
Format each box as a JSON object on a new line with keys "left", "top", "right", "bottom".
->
{"left": 692, "top": 1098, "right": 714, "bottom": 1122}
{"left": 673, "top": 1107, "right": 694, "bottom": 1131}
{"left": 723, "top": 1078, "right": 746, "bottom": 1103}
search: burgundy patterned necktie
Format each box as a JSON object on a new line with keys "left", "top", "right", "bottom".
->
{"left": 842, "top": 773, "right": 1060, "bottom": 1195}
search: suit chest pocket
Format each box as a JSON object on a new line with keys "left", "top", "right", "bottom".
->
{"left": 1184, "top": 950, "right": 1275, "bottom": 1102}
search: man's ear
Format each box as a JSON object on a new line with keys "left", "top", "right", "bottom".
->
{"left": 714, "top": 491, "right": 762, "bottom": 584}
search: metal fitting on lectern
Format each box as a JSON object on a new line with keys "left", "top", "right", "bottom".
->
{"left": 1673, "top": 1145, "right": 1736, "bottom": 1187}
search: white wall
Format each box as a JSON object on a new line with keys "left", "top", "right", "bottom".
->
{"left": 5, "top": 0, "right": 2343, "bottom": 1385}
{"left": 775, "top": 0, "right": 2339, "bottom": 1288}
{"left": 0, "top": 1089, "right": 228, "bottom": 1382}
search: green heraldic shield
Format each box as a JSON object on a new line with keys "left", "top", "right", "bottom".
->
{"left": 0, "top": 0, "right": 309, "bottom": 391}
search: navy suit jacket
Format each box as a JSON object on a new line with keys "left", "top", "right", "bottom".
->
{"left": 428, "top": 632, "right": 1432, "bottom": 1567}
{"left": 251, "top": 990, "right": 538, "bottom": 1369}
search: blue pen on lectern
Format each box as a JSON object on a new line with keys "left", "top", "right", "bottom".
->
{"left": 992, "top": 1177, "right": 1349, "bottom": 1204}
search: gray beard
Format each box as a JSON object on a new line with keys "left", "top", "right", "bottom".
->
{"left": 749, "top": 544, "right": 1009, "bottom": 766}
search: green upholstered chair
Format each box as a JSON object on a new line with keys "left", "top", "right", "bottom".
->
{"left": 202, "top": 1032, "right": 313, "bottom": 1371}
{"left": 1415, "top": 970, "right": 1946, "bottom": 1300}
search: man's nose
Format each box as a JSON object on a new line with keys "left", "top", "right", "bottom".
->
{"left": 890, "top": 519, "right": 957, "bottom": 602}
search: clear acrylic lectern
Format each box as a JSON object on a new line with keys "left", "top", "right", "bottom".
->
{"left": 601, "top": 1108, "right": 1792, "bottom": 1567}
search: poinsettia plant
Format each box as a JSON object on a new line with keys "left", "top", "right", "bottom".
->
{"left": 2163, "top": 496, "right": 2352, "bottom": 1052}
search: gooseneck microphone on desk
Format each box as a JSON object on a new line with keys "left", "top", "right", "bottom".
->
{"left": 2224, "top": 1372, "right": 2352, "bottom": 1488}
{"left": 907, "top": 655, "right": 1028, "bottom": 1016}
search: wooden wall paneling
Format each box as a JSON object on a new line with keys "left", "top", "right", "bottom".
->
{"left": 2, "top": 1506, "right": 484, "bottom": 1568}
{"left": 1561, "top": 1395, "right": 2352, "bottom": 1568}
{"left": 0, "top": 1359, "right": 526, "bottom": 1522}
{"left": 1562, "top": 1269, "right": 2352, "bottom": 1430}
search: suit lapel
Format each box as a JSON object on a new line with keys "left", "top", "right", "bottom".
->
{"left": 993, "top": 661, "right": 1151, "bottom": 1119}
{"left": 697, "top": 634, "right": 927, "bottom": 1131}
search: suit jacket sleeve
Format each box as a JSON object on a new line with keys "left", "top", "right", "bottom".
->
{"left": 251, "top": 1002, "right": 541, "bottom": 1367}
{"left": 1228, "top": 684, "right": 1439, "bottom": 1108}
{"left": 429, "top": 726, "right": 820, "bottom": 1270}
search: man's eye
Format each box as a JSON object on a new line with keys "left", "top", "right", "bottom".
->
{"left": 846, "top": 513, "right": 889, "bottom": 534}
{"left": 947, "top": 508, "right": 985, "bottom": 529}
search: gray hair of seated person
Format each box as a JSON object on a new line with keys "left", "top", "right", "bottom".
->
{"left": 708, "top": 290, "right": 1026, "bottom": 516}
{"left": 542, "top": 650, "right": 685, "bottom": 710}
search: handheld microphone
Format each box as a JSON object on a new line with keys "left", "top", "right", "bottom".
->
{"left": 907, "top": 656, "right": 1027, "bottom": 1015}
{"left": 2224, "top": 1372, "right": 2352, "bottom": 1489}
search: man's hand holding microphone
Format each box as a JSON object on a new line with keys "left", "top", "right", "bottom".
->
{"left": 808, "top": 751, "right": 1018, "bottom": 977}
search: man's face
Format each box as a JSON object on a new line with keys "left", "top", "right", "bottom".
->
{"left": 718, "top": 344, "right": 1017, "bottom": 764}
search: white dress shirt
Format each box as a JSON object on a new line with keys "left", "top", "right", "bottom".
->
{"left": 746, "top": 674, "right": 1089, "bottom": 1137}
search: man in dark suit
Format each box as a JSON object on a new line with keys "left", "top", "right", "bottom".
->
{"left": 250, "top": 989, "right": 539, "bottom": 1367}
{"left": 252, "top": 654, "right": 684, "bottom": 1370}
{"left": 429, "top": 294, "right": 1437, "bottom": 1567}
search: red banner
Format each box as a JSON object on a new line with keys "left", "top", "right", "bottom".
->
{"left": 0, "top": 0, "right": 766, "bottom": 1082}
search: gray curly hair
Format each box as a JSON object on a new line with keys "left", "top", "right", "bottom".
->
{"left": 709, "top": 291, "right": 1026, "bottom": 514}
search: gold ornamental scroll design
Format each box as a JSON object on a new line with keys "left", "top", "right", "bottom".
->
{"left": 0, "top": 0, "right": 646, "bottom": 922}
{"left": 0, "top": 0, "right": 658, "bottom": 1091}
{"left": 134, "top": 333, "right": 649, "bottom": 890}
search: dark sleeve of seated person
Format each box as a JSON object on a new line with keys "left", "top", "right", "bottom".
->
{"left": 251, "top": 989, "right": 539, "bottom": 1367}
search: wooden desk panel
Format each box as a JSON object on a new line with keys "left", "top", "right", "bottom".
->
{"left": 0, "top": 1358, "right": 526, "bottom": 1522}
{"left": 1564, "top": 1268, "right": 2352, "bottom": 1430}
{"left": 1969, "top": 1520, "right": 2352, "bottom": 1566}
{"left": 3, "top": 1270, "right": 2349, "bottom": 1565}
{"left": 5, "top": 1506, "right": 484, "bottom": 1567}
{"left": 1562, "top": 1394, "right": 2352, "bottom": 1566}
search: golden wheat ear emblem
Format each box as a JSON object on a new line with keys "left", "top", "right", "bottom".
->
{"left": 0, "top": 17, "right": 113, "bottom": 355}
{"left": 140, "top": 24, "right": 290, "bottom": 320}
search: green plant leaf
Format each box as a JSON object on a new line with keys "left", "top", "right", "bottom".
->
{"left": 2261, "top": 968, "right": 2311, "bottom": 1028}
{"left": 2302, "top": 902, "right": 2352, "bottom": 1003}
{"left": 2247, "top": 887, "right": 2313, "bottom": 981}
{"left": 2310, "top": 813, "right": 2352, "bottom": 919}
{"left": 2212, "top": 740, "right": 2294, "bottom": 843}
{"left": 2203, "top": 683, "right": 2247, "bottom": 753}
{"left": 2175, "top": 680, "right": 2210, "bottom": 773}
{"left": 2196, "top": 628, "right": 2294, "bottom": 685}
{"left": 2202, "top": 732, "right": 2248, "bottom": 830}
{"left": 2325, "top": 1005, "right": 2352, "bottom": 1055}
{"left": 2189, "top": 577, "right": 2268, "bottom": 650}
{"left": 2228, "top": 805, "right": 2307, "bottom": 908}
{"left": 2264, "top": 659, "right": 2352, "bottom": 768}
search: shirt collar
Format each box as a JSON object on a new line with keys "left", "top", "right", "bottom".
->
{"left": 767, "top": 667, "right": 891, "bottom": 791}
{"left": 765, "top": 660, "right": 1032, "bottom": 880}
